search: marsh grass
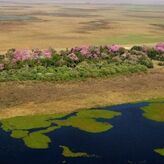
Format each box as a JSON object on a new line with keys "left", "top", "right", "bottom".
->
{"left": 141, "top": 102, "right": 164, "bottom": 122}
{"left": 141, "top": 100, "right": 164, "bottom": 156}
{"left": 154, "top": 148, "right": 164, "bottom": 156}
{"left": 0, "top": 109, "right": 121, "bottom": 149}
{"left": 59, "top": 145, "right": 90, "bottom": 158}
{"left": 1, "top": 113, "right": 66, "bottom": 131}
{"left": 54, "top": 109, "right": 121, "bottom": 133}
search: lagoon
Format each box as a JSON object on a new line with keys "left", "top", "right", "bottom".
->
{"left": 0, "top": 101, "right": 164, "bottom": 163}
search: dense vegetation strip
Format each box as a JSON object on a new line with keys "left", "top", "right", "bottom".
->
{"left": 0, "top": 43, "right": 163, "bottom": 81}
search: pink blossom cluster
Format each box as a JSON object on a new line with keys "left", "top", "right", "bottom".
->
{"left": 68, "top": 53, "right": 79, "bottom": 61}
{"left": 71, "top": 45, "right": 99, "bottom": 59}
{"left": 42, "top": 49, "right": 52, "bottom": 58}
{"left": 71, "top": 45, "right": 89, "bottom": 56}
{"left": 12, "top": 49, "right": 31, "bottom": 62}
{"left": 12, "top": 49, "right": 53, "bottom": 62}
{"left": 0, "top": 63, "right": 4, "bottom": 70}
{"left": 155, "top": 43, "right": 164, "bottom": 52}
{"left": 106, "top": 44, "right": 121, "bottom": 53}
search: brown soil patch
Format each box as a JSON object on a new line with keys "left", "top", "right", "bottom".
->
{"left": 0, "top": 22, "right": 26, "bottom": 32}
{"left": 0, "top": 68, "right": 164, "bottom": 119}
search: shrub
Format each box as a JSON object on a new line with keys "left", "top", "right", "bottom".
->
{"left": 130, "top": 46, "right": 145, "bottom": 52}
{"left": 147, "top": 48, "right": 161, "bottom": 60}
{"left": 158, "top": 62, "right": 164, "bottom": 66}
{"left": 0, "top": 62, "right": 148, "bottom": 81}
{"left": 0, "top": 44, "right": 157, "bottom": 81}
{"left": 155, "top": 43, "right": 164, "bottom": 52}
{"left": 146, "top": 43, "right": 164, "bottom": 61}
{"left": 138, "top": 57, "right": 153, "bottom": 68}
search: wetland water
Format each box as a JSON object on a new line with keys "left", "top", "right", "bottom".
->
{"left": 0, "top": 101, "right": 164, "bottom": 164}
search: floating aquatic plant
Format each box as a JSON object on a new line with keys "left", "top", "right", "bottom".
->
{"left": 59, "top": 145, "right": 91, "bottom": 158}
{"left": 0, "top": 109, "right": 121, "bottom": 149}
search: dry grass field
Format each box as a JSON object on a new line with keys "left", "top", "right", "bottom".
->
{"left": 0, "top": 3, "right": 164, "bottom": 51}
{"left": 0, "top": 67, "right": 164, "bottom": 119}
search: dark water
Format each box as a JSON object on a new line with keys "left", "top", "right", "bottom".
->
{"left": 0, "top": 102, "right": 164, "bottom": 164}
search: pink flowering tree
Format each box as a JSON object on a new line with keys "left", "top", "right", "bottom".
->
{"left": 0, "top": 44, "right": 158, "bottom": 71}
{"left": 5, "top": 48, "right": 55, "bottom": 67}
{"left": 42, "top": 49, "right": 53, "bottom": 59}
{"left": 107, "top": 45, "right": 121, "bottom": 53}
{"left": 155, "top": 43, "right": 164, "bottom": 52}
{"left": 70, "top": 45, "right": 101, "bottom": 59}
{"left": 71, "top": 45, "right": 90, "bottom": 58}
{"left": 12, "top": 49, "right": 31, "bottom": 63}
{"left": 146, "top": 43, "right": 164, "bottom": 61}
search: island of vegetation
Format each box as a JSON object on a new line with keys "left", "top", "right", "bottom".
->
{"left": 0, "top": 109, "right": 121, "bottom": 149}
{"left": 59, "top": 145, "right": 92, "bottom": 158}
{"left": 141, "top": 99, "right": 164, "bottom": 156}
{"left": 154, "top": 148, "right": 164, "bottom": 156}
{"left": 141, "top": 101, "right": 164, "bottom": 122}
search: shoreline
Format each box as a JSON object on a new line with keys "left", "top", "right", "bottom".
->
{"left": 0, "top": 67, "right": 164, "bottom": 119}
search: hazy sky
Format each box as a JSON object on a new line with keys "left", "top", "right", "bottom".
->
{"left": 1, "top": 0, "right": 164, "bottom": 4}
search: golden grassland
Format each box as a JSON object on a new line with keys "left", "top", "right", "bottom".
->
{"left": 0, "top": 3, "right": 164, "bottom": 51}
{"left": 0, "top": 67, "right": 163, "bottom": 119}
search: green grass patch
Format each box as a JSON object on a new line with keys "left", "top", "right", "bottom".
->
{"left": 0, "top": 113, "right": 66, "bottom": 149}
{"left": 1, "top": 113, "right": 67, "bottom": 131}
{"left": 148, "top": 98, "right": 164, "bottom": 103}
{"left": 141, "top": 102, "right": 164, "bottom": 122}
{"left": 54, "top": 109, "right": 121, "bottom": 133}
{"left": 59, "top": 145, "right": 90, "bottom": 158}
{"left": 11, "top": 130, "right": 28, "bottom": 139}
{"left": 0, "top": 109, "right": 121, "bottom": 149}
{"left": 98, "top": 34, "right": 164, "bottom": 45}
{"left": 154, "top": 148, "right": 164, "bottom": 156}
{"left": 141, "top": 99, "right": 164, "bottom": 157}
{"left": 23, "top": 132, "right": 51, "bottom": 149}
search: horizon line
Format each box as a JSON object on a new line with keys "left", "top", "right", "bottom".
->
{"left": 0, "top": 0, "right": 164, "bottom": 5}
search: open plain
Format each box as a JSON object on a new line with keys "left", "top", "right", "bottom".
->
{"left": 0, "top": 2, "right": 164, "bottom": 51}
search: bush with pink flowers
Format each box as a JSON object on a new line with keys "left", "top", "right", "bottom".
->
{"left": 1, "top": 43, "right": 163, "bottom": 81}
{"left": 132, "top": 43, "right": 164, "bottom": 61}
{"left": 0, "top": 44, "right": 155, "bottom": 72}
{"left": 155, "top": 43, "right": 164, "bottom": 52}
